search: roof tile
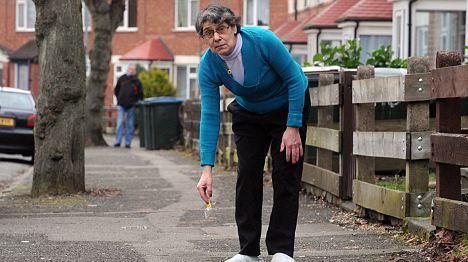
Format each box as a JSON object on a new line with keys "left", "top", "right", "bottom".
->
{"left": 275, "top": 3, "right": 331, "bottom": 44}
{"left": 120, "top": 37, "right": 174, "bottom": 61}
{"left": 337, "top": 0, "right": 392, "bottom": 22}
{"left": 306, "top": 0, "right": 361, "bottom": 29}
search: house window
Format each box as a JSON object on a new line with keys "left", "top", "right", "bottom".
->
{"left": 16, "top": 0, "right": 91, "bottom": 32}
{"left": 176, "top": 65, "right": 197, "bottom": 99}
{"left": 118, "top": 0, "right": 137, "bottom": 30}
{"left": 415, "top": 11, "right": 465, "bottom": 58}
{"left": 16, "top": 0, "right": 36, "bottom": 31}
{"left": 176, "top": 0, "right": 199, "bottom": 29}
{"left": 244, "top": 0, "right": 269, "bottom": 26}
{"left": 359, "top": 35, "right": 392, "bottom": 64}
{"left": 15, "top": 64, "right": 30, "bottom": 90}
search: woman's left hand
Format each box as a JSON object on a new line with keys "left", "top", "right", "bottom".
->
{"left": 280, "top": 127, "right": 303, "bottom": 164}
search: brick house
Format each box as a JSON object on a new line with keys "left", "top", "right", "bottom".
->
{"left": 274, "top": 0, "right": 333, "bottom": 65}
{"left": 0, "top": 0, "right": 289, "bottom": 107}
{"left": 274, "top": 0, "right": 394, "bottom": 65}
{"left": 276, "top": 0, "right": 467, "bottom": 66}
{"left": 305, "top": 0, "right": 393, "bottom": 65}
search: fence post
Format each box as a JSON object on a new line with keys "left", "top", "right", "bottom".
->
{"left": 435, "top": 51, "right": 462, "bottom": 201}
{"left": 405, "top": 57, "right": 431, "bottom": 217}
{"left": 340, "top": 70, "right": 355, "bottom": 199}
{"left": 354, "top": 66, "right": 375, "bottom": 184}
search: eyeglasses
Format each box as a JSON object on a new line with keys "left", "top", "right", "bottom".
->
{"left": 202, "top": 25, "right": 230, "bottom": 39}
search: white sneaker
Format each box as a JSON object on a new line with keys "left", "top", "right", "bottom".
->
{"left": 224, "top": 254, "right": 264, "bottom": 262}
{"left": 271, "top": 253, "right": 295, "bottom": 262}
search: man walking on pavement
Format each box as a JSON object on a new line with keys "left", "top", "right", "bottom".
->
{"left": 114, "top": 64, "right": 144, "bottom": 148}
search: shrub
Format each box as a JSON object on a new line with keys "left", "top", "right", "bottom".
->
{"left": 138, "top": 67, "right": 176, "bottom": 98}
{"left": 337, "top": 39, "right": 362, "bottom": 68}
{"left": 311, "top": 41, "right": 409, "bottom": 69}
{"left": 313, "top": 42, "right": 341, "bottom": 66}
{"left": 313, "top": 39, "right": 362, "bottom": 68}
{"left": 465, "top": 46, "right": 468, "bottom": 64}
{"left": 366, "top": 45, "right": 408, "bottom": 68}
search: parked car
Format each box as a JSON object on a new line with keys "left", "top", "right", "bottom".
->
{"left": 0, "top": 87, "right": 35, "bottom": 163}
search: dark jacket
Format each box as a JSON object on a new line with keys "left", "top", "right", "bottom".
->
{"left": 114, "top": 74, "right": 144, "bottom": 109}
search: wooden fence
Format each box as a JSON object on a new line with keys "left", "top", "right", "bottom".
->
{"left": 217, "top": 92, "right": 237, "bottom": 168}
{"left": 301, "top": 69, "right": 354, "bottom": 201}
{"left": 180, "top": 55, "right": 467, "bottom": 233}
{"left": 182, "top": 92, "right": 239, "bottom": 169}
{"left": 430, "top": 52, "right": 468, "bottom": 233}
{"left": 351, "top": 58, "right": 433, "bottom": 220}
{"left": 182, "top": 99, "right": 200, "bottom": 153}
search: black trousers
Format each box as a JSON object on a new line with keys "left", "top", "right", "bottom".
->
{"left": 228, "top": 89, "right": 310, "bottom": 257}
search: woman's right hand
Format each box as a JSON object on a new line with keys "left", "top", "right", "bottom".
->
{"left": 197, "top": 165, "right": 213, "bottom": 204}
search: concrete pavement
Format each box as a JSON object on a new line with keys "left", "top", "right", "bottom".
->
{"left": 0, "top": 153, "right": 32, "bottom": 193}
{"left": 0, "top": 143, "right": 426, "bottom": 261}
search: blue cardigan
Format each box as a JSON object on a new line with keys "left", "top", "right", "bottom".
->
{"left": 198, "top": 26, "right": 308, "bottom": 166}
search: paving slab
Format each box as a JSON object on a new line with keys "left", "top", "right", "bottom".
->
{"left": 0, "top": 141, "right": 426, "bottom": 261}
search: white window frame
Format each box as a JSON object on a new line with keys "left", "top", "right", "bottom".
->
{"left": 174, "top": 0, "right": 198, "bottom": 31}
{"left": 175, "top": 64, "right": 198, "bottom": 99}
{"left": 243, "top": 0, "right": 269, "bottom": 27}
{"left": 15, "top": 1, "right": 90, "bottom": 32}
{"left": 16, "top": 0, "right": 36, "bottom": 32}
{"left": 117, "top": 0, "right": 138, "bottom": 32}
{"left": 395, "top": 13, "right": 403, "bottom": 58}
{"left": 188, "top": 65, "right": 198, "bottom": 98}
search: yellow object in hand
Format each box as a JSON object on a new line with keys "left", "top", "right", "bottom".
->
{"left": 205, "top": 199, "right": 212, "bottom": 209}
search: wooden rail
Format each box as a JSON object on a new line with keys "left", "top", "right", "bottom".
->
{"left": 431, "top": 51, "right": 468, "bottom": 233}
{"left": 351, "top": 73, "right": 432, "bottom": 103}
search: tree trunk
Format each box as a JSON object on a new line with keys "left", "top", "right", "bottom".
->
{"left": 32, "top": 0, "right": 86, "bottom": 196}
{"left": 84, "top": 0, "right": 125, "bottom": 146}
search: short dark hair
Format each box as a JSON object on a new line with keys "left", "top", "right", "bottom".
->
{"left": 195, "top": 4, "right": 241, "bottom": 37}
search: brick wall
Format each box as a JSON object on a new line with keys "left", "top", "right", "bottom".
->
{"left": 7, "top": 63, "right": 14, "bottom": 88}
{"left": 0, "top": 0, "right": 35, "bottom": 54}
{"left": 108, "top": 0, "right": 288, "bottom": 57}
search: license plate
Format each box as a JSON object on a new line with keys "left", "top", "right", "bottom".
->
{"left": 0, "top": 117, "right": 15, "bottom": 127}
